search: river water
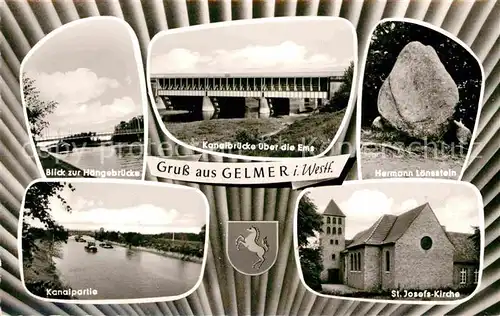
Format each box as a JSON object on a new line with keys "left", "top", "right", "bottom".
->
{"left": 53, "top": 237, "right": 202, "bottom": 300}
{"left": 50, "top": 144, "right": 144, "bottom": 178}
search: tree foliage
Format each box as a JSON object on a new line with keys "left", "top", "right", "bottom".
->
{"left": 297, "top": 194, "right": 324, "bottom": 291}
{"left": 22, "top": 182, "right": 74, "bottom": 266}
{"left": 23, "top": 74, "right": 59, "bottom": 137}
{"left": 469, "top": 226, "right": 481, "bottom": 254}
{"left": 323, "top": 61, "right": 355, "bottom": 112}
{"left": 199, "top": 224, "right": 206, "bottom": 241}
{"left": 361, "top": 21, "right": 482, "bottom": 131}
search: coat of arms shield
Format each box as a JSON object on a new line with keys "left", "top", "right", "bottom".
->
{"left": 226, "top": 221, "right": 279, "bottom": 276}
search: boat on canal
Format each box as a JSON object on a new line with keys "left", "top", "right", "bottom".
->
{"left": 99, "top": 242, "right": 114, "bottom": 249}
{"left": 84, "top": 241, "right": 98, "bottom": 253}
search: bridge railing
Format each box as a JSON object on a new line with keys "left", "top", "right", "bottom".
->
{"left": 35, "top": 129, "right": 144, "bottom": 142}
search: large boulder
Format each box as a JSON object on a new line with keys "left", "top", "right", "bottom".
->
{"left": 376, "top": 41, "right": 459, "bottom": 140}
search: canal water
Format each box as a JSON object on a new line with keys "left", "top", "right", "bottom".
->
{"left": 50, "top": 144, "right": 144, "bottom": 178}
{"left": 53, "top": 237, "right": 203, "bottom": 300}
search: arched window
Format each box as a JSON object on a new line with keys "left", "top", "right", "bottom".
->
{"left": 353, "top": 253, "right": 357, "bottom": 272}
{"left": 338, "top": 227, "right": 342, "bottom": 235}
{"left": 331, "top": 254, "right": 336, "bottom": 260}
{"left": 350, "top": 253, "right": 353, "bottom": 271}
{"left": 330, "top": 239, "right": 333, "bottom": 244}
{"left": 335, "top": 239, "right": 339, "bottom": 245}
{"left": 326, "top": 227, "right": 331, "bottom": 234}
{"left": 327, "top": 217, "right": 331, "bottom": 224}
{"left": 332, "top": 217, "right": 337, "bottom": 224}
{"left": 385, "top": 251, "right": 390, "bottom": 272}
{"left": 332, "top": 227, "right": 337, "bottom": 235}
{"left": 338, "top": 218, "right": 342, "bottom": 224}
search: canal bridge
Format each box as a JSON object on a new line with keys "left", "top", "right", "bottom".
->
{"left": 150, "top": 70, "right": 346, "bottom": 119}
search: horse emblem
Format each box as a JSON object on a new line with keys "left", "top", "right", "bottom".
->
{"left": 227, "top": 221, "right": 278, "bottom": 276}
{"left": 235, "top": 226, "right": 269, "bottom": 269}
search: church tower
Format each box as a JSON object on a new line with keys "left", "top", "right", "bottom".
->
{"left": 319, "top": 199, "right": 346, "bottom": 283}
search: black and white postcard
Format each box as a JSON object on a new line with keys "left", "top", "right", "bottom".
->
{"left": 20, "top": 180, "right": 209, "bottom": 303}
{"left": 148, "top": 17, "right": 356, "bottom": 159}
{"left": 295, "top": 179, "right": 483, "bottom": 302}
{"left": 21, "top": 18, "right": 147, "bottom": 179}
{"left": 358, "top": 20, "right": 483, "bottom": 180}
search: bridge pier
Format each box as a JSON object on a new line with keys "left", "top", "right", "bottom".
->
{"left": 202, "top": 96, "right": 215, "bottom": 120}
{"left": 259, "top": 97, "right": 270, "bottom": 117}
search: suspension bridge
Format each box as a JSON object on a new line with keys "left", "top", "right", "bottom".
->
{"left": 35, "top": 129, "right": 144, "bottom": 143}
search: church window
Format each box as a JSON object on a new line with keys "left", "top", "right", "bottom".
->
{"left": 474, "top": 269, "right": 479, "bottom": 284}
{"left": 460, "top": 268, "right": 467, "bottom": 284}
{"left": 357, "top": 252, "right": 361, "bottom": 271}
{"left": 327, "top": 217, "right": 331, "bottom": 224}
{"left": 338, "top": 218, "right": 342, "bottom": 224}
{"left": 385, "top": 251, "right": 390, "bottom": 272}
{"left": 350, "top": 254, "right": 353, "bottom": 271}
{"left": 335, "top": 239, "right": 339, "bottom": 245}
{"left": 420, "top": 236, "right": 433, "bottom": 250}
{"left": 338, "top": 227, "right": 342, "bottom": 235}
{"left": 327, "top": 227, "right": 331, "bottom": 234}
{"left": 330, "top": 239, "right": 333, "bottom": 244}
{"left": 353, "top": 253, "right": 357, "bottom": 271}
{"left": 332, "top": 227, "right": 337, "bottom": 234}
{"left": 332, "top": 254, "right": 336, "bottom": 260}
{"left": 332, "top": 217, "right": 336, "bottom": 224}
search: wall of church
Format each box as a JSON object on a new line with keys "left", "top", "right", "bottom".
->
{"left": 346, "top": 249, "right": 364, "bottom": 289}
{"left": 363, "top": 246, "right": 381, "bottom": 291}
{"left": 381, "top": 245, "right": 395, "bottom": 290}
{"left": 394, "top": 207, "right": 454, "bottom": 289}
{"left": 453, "top": 263, "right": 479, "bottom": 289}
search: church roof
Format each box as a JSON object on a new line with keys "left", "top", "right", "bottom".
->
{"left": 446, "top": 232, "right": 479, "bottom": 263}
{"left": 323, "top": 200, "right": 346, "bottom": 217}
{"left": 347, "top": 203, "right": 430, "bottom": 248}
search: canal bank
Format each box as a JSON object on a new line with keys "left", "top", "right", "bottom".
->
{"left": 107, "top": 241, "right": 203, "bottom": 263}
{"left": 38, "top": 149, "right": 91, "bottom": 178}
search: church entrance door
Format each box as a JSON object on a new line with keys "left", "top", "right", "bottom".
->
{"left": 328, "top": 269, "right": 341, "bottom": 284}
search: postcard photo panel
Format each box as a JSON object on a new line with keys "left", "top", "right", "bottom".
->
{"left": 19, "top": 179, "right": 209, "bottom": 303}
{"left": 21, "top": 17, "right": 148, "bottom": 180}
{"left": 148, "top": 17, "right": 357, "bottom": 159}
{"left": 294, "top": 179, "right": 484, "bottom": 304}
{"left": 358, "top": 19, "right": 483, "bottom": 180}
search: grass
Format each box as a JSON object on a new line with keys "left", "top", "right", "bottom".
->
{"left": 167, "top": 109, "right": 347, "bottom": 158}
{"left": 321, "top": 285, "right": 477, "bottom": 301}
{"left": 360, "top": 127, "right": 467, "bottom": 179}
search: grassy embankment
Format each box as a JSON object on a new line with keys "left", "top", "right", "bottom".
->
{"left": 23, "top": 240, "right": 71, "bottom": 299}
{"left": 98, "top": 236, "right": 205, "bottom": 262}
{"left": 360, "top": 128, "right": 467, "bottom": 179}
{"left": 38, "top": 149, "right": 90, "bottom": 178}
{"left": 168, "top": 109, "right": 347, "bottom": 158}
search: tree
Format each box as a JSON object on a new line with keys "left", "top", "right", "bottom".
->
{"left": 323, "top": 61, "right": 354, "bottom": 112}
{"left": 22, "top": 182, "right": 74, "bottom": 266}
{"left": 469, "top": 226, "right": 481, "bottom": 254}
{"left": 198, "top": 224, "right": 206, "bottom": 242}
{"left": 361, "top": 21, "right": 482, "bottom": 131}
{"left": 297, "top": 194, "right": 324, "bottom": 291}
{"left": 22, "top": 74, "right": 59, "bottom": 137}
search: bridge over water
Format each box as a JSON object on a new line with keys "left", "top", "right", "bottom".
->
{"left": 35, "top": 129, "right": 144, "bottom": 143}
{"left": 150, "top": 70, "right": 346, "bottom": 120}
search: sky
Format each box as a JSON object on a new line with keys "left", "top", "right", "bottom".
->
{"left": 150, "top": 18, "right": 355, "bottom": 75}
{"left": 25, "top": 182, "right": 207, "bottom": 234}
{"left": 306, "top": 182, "right": 480, "bottom": 240}
{"left": 22, "top": 19, "right": 144, "bottom": 136}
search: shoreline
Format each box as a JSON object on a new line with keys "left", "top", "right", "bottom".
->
{"left": 106, "top": 241, "right": 203, "bottom": 264}
{"left": 38, "top": 149, "right": 90, "bottom": 177}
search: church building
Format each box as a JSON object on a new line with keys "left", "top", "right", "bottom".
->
{"left": 319, "top": 200, "right": 479, "bottom": 291}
